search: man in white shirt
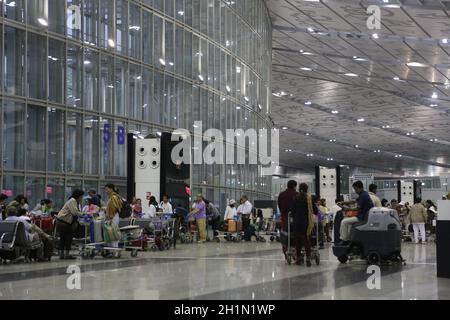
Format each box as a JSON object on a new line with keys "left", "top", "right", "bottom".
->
{"left": 159, "top": 195, "right": 173, "bottom": 214}
{"left": 369, "top": 184, "right": 382, "bottom": 208}
{"left": 237, "top": 195, "right": 253, "bottom": 240}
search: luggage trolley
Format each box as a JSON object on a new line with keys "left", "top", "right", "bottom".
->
{"left": 281, "top": 212, "right": 320, "bottom": 266}
{"left": 81, "top": 219, "right": 141, "bottom": 259}
{"left": 225, "top": 215, "right": 242, "bottom": 242}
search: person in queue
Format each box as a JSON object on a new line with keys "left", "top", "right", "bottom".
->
{"left": 132, "top": 198, "right": 143, "bottom": 218}
{"left": 319, "top": 198, "right": 332, "bottom": 243}
{"left": 159, "top": 194, "right": 173, "bottom": 214}
{"left": 144, "top": 196, "right": 159, "bottom": 218}
{"left": 338, "top": 181, "right": 374, "bottom": 245}
{"left": 237, "top": 195, "right": 253, "bottom": 241}
{"left": 225, "top": 199, "right": 237, "bottom": 221}
{"left": 409, "top": 198, "right": 428, "bottom": 244}
{"left": 277, "top": 180, "right": 298, "bottom": 255}
{"left": 368, "top": 184, "right": 382, "bottom": 207}
{"left": 190, "top": 194, "right": 207, "bottom": 243}
{"left": 290, "top": 183, "right": 318, "bottom": 267}
{"left": 55, "top": 189, "right": 84, "bottom": 260}
{"left": 104, "top": 184, "right": 123, "bottom": 250}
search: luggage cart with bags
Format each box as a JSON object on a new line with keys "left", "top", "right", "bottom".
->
{"left": 281, "top": 212, "right": 320, "bottom": 265}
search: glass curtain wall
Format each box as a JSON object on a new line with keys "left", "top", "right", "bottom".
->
{"left": 0, "top": 0, "right": 272, "bottom": 211}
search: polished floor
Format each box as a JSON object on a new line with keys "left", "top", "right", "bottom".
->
{"left": 0, "top": 239, "right": 449, "bottom": 300}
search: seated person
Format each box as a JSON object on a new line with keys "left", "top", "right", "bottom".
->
{"left": 6, "top": 208, "right": 46, "bottom": 261}
{"left": 338, "top": 181, "right": 374, "bottom": 245}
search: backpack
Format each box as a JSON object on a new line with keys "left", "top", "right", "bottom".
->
{"left": 119, "top": 199, "right": 132, "bottom": 218}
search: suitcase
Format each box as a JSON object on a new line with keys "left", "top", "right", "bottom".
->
{"left": 33, "top": 216, "right": 54, "bottom": 234}
{"left": 227, "top": 220, "right": 242, "bottom": 233}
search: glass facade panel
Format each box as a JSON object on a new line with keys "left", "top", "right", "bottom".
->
{"left": 27, "top": 105, "right": 46, "bottom": 171}
{"left": 3, "top": 101, "right": 25, "bottom": 170}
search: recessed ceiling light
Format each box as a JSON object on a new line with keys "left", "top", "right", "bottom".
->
{"left": 354, "top": 145, "right": 359, "bottom": 148}
{"left": 372, "top": 33, "right": 379, "bottom": 39}
{"left": 177, "top": 11, "right": 185, "bottom": 16}
{"left": 108, "top": 39, "right": 115, "bottom": 47}
{"left": 344, "top": 73, "right": 358, "bottom": 77}
{"left": 302, "top": 52, "right": 313, "bottom": 55}
{"left": 406, "top": 62, "right": 427, "bottom": 67}
{"left": 300, "top": 67, "right": 312, "bottom": 71}
{"left": 354, "top": 57, "right": 367, "bottom": 62}
{"left": 357, "top": 118, "right": 365, "bottom": 122}
{"left": 305, "top": 133, "right": 311, "bottom": 136}
{"left": 331, "top": 110, "right": 339, "bottom": 114}
{"left": 393, "top": 76, "right": 400, "bottom": 81}
{"left": 384, "top": 4, "right": 401, "bottom": 8}
{"left": 430, "top": 104, "right": 438, "bottom": 107}
{"left": 431, "top": 92, "right": 438, "bottom": 99}
{"left": 307, "top": 27, "right": 314, "bottom": 33}
{"left": 304, "top": 101, "right": 312, "bottom": 105}
{"left": 442, "top": 38, "right": 448, "bottom": 44}
{"left": 159, "top": 58, "right": 166, "bottom": 66}
{"left": 382, "top": 125, "right": 390, "bottom": 129}
{"left": 282, "top": 127, "right": 288, "bottom": 130}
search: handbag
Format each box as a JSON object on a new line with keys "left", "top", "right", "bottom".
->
{"left": 103, "top": 220, "right": 121, "bottom": 243}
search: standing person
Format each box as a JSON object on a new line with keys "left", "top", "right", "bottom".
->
{"left": 237, "top": 195, "right": 253, "bottom": 241}
{"left": 205, "top": 200, "right": 221, "bottom": 236}
{"left": 290, "top": 183, "right": 318, "bottom": 267}
{"left": 104, "top": 184, "right": 122, "bottom": 251}
{"left": 339, "top": 181, "right": 374, "bottom": 245}
{"left": 144, "top": 196, "right": 158, "bottom": 218}
{"left": 88, "top": 189, "right": 100, "bottom": 206}
{"left": 225, "top": 199, "right": 237, "bottom": 221}
{"left": 277, "top": 180, "right": 298, "bottom": 255}
{"left": 368, "top": 184, "right": 382, "bottom": 207}
{"left": 190, "top": 194, "right": 207, "bottom": 243}
{"left": 0, "top": 193, "right": 8, "bottom": 220}
{"left": 55, "top": 189, "right": 84, "bottom": 259}
{"left": 132, "top": 198, "right": 143, "bottom": 218}
{"left": 319, "top": 199, "right": 332, "bottom": 243}
{"left": 159, "top": 195, "right": 173, "bottom": 214}
{"left": 409, "top": 198, "right": 428, "bottom": 244}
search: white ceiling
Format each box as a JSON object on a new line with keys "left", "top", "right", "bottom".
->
{"left": 267, "top": 0, "right": 450, "bottom": 176}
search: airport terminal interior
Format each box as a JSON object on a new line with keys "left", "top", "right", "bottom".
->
{"left": 1, "top": 0, "right": 450, "bottom": 300}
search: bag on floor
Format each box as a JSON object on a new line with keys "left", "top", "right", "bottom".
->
{"left": 103, "top": 221, "right": 121, "bottom": 243}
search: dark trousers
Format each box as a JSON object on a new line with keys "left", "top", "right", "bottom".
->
{"left": 295, "top": 233, "right": 311, "bottom": 258}
{"left": 281, "top": 216, "right": 287, "bottom": 254}
{"left": 318, "top": 222, "right": 324, "bottom": 246}
{"left": 242, "top": 215, "right": 250, "bottom": 234}
{"left": 56, "top": 220, "right": 74, "bottom": 251}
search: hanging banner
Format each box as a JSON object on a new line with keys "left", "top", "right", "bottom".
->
{"left": 117, "top": 125, "right": 125, "bottom": 145}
